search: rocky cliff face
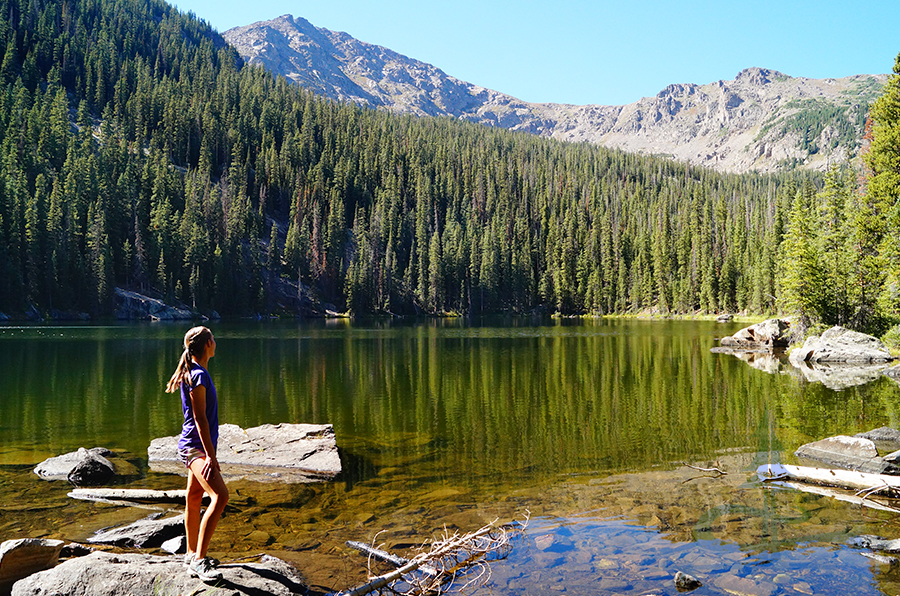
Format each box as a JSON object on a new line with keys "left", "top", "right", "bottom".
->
{"left": 224, "top": 15, "right": 887, "bottom": 174}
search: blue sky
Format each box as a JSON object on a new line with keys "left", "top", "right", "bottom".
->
{"left": 172, "top": 0, "right": 900, "bottom": 106}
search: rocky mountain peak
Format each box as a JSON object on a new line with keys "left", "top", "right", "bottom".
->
{"left": 224, "top": 18, "right": 888, "bottom": 174}
{"left": 735, "top": 67, "right": 779, "bottom": 86}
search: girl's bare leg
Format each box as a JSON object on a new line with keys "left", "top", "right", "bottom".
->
{"left": 184, "top": 468, "right": 205, "bottom": 556}
{"left": 186, "top": 458, "right": 229, "bottom": 559}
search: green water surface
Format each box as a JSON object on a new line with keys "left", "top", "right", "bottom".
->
{"left": 2, "top": 318, "right": 900, "bottom": 595}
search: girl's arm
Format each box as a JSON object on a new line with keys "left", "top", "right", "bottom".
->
{"left": 188, "top": 384, "right": 220, "bottom": 478}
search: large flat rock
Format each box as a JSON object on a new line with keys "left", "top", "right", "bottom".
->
{"left": 148, "top": 423, "right": 341, "bottom": 483}
{"left": 794, "top": 435, "right": 900, "bottom": 475}
{"left": 11, "top": 551, "right": 306, "bottom": 596}
{"left": 790, "top": 326, "right": 893, "bottom": 365}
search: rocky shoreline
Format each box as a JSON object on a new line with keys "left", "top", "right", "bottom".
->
{"left": 0, "top": 281, "right": 342, "bottom": 322}
{"left": 712, "top": 319, "right": 899, "bottom": 390}
{"left": 0, "top": 424, "right": 341, "bottom": 595}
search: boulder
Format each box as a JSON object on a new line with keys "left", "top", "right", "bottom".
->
{"left": 719, "top": 319, "right": 789, "bottom": 348}
{"left": 11, "top": 551, "right": 307, "bottom": 596}
{"left": 716, "top": 314, "right": 733, "bottom": 323}
{"left": 794, "top": 435, "right": 900, "bottom": 474}
{"left": 160, "top": 536, "right": 185, "bottom": 555}
{"left": 34, "top": 448, "right": 115, "bottom": 482}
{"left": 67, "top": 451, "right": 115, "bottom": 486}
{"left": 87, "top": 514, "right": 185, "bottom": 549}
{"left": 0, "top": 539, "right": 64, "bottom": 592}
{"left": 148, "top": 423, "right": 341, "bottom": 483}
{"left": 674, "top": 570, "right": 702, "bottom": 591}
{"left": 789, "top": 326, "right": 893, "bottom": 365}
{"left": 856, "top": 427, "right": 900, "bottom": 452}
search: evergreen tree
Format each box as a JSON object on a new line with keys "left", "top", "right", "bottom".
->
{"left": 864, "top": 52, "right": 900, "bottom": 322}
{"left": 777, "top": 186, "right": 824, "bottom": 324}
{"left": 816, "top": 166, "right": 852, "bottom": 325}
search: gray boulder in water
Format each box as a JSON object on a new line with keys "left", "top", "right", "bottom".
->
{"left": 719, "top": 319, "right": 789, "bottom": 348}
{"left": 34, "top": 448, "right": 116, "bottom": 483}
{"left": 148, "top": 423, "right": 341, "bottom": 483}
{"left": 789, "top": 326, "right": 894, "bottom": 365}
{"left": 794, "top": 435, "right": 900, "bottom": 474}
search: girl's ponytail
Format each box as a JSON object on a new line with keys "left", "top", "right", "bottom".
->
{"left": 165, "top": 326, "right": 212, "bottom": 393}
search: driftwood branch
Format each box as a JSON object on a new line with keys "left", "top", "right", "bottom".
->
{"left": 346, "top": 541, "right": 438, "bottom": 576}
{"left": 68, "top": 488, "right": 209, "bottom": 510}
{"left": 69, "top": 488, "right": 189, "bottom": 502}
{"left": 758, "top": 463, "right": 900, "bottom": 497}
{"left": 758, "top": 463, "right": 900, "bottom": 513}
{"left": 681, "top": 461, "right": 727, "bottom": 475}
{"left": 338, "top": 513, "right": 528, "bottom": 596}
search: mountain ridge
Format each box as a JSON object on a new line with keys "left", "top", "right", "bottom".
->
{"left": 224, "top": 14, "right": 887, "bottom": 174}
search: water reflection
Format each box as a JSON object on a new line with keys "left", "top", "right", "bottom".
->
{"left": 711, "top": 343, "right": 897, "bottom": 392}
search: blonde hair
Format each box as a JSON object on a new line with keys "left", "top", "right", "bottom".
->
{"left": 165, "top": 326, "right": 213, "bottom": 393}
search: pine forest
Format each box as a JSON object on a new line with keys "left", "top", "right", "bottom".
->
{"left": 0, "top": 0, "right": 899, "bottom": 336}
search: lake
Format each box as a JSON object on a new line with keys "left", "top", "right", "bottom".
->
{"left": 2, "top": 318, "right": 900, "bottom": 595}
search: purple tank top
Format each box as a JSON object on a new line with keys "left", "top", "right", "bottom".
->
{"left": 177, "top": 363, "right": 219, "bottom": 452}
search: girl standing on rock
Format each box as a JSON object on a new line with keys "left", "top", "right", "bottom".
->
{"left": 165, "top": 325, "right": 229, "bottom": 583}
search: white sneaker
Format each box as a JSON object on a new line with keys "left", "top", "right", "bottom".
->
{"left": 184, "top": 553, "right": 219, "bottom": 568}
{"left": 188, "top": 556, "right": 222, "bottom": 583}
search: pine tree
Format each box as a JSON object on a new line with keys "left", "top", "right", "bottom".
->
{"left": 777, "top": 186, "right": 824, "bottom": 324}
{"left": 816, "top": 166, "right": 852, "bottom": 325}
{"left": 864, "top": 52, "right": 900, "bottom": 322}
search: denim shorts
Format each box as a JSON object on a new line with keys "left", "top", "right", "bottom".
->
{"left": 177, "top": 446, "right": 206, "bottom": 468}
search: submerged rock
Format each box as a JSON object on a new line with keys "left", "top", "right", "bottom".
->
{"left": 0, "top": 539, "right": 64, "bottom": 592}
{"left": 789, "top": 326, "right": 894, "bottom": 365}
{"left": 674, "top": 570, "right": 702, "bottom": 591}
{"left": 794, "top": 435, "right": 900, "bottom": 475}
{"left": 10, "top": 551, "right": 307, "bottom": 596}
{"left": 148, "top": 423, "right": 341, "bottom": 483}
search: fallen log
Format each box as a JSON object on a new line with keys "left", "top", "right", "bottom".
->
{"left": 68, "top": 488, "right": 188, "bottom": 503}
{"left": 758, "top": 463, "right": 900, "bottom": 497}
{"left": 346, "top": 541, "right": 438, "bottom": 576}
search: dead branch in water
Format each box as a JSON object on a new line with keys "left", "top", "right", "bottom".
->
{"left": 338, "top": 512, "right": 529, "bottom": 596}
{"left": 682, "top": 461, "right": 727, "bottom": 476}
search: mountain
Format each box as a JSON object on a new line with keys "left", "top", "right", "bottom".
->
{"left": 223, "top": 15, "right": 887, "bottom": 174}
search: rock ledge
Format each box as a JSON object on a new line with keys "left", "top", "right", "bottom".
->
{"left": 148, "top": 423, "right": 341, "bottom": 483}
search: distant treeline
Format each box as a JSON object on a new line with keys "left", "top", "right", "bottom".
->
{"left": 0, "top": 0, "right": 897, "bottom": 331}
